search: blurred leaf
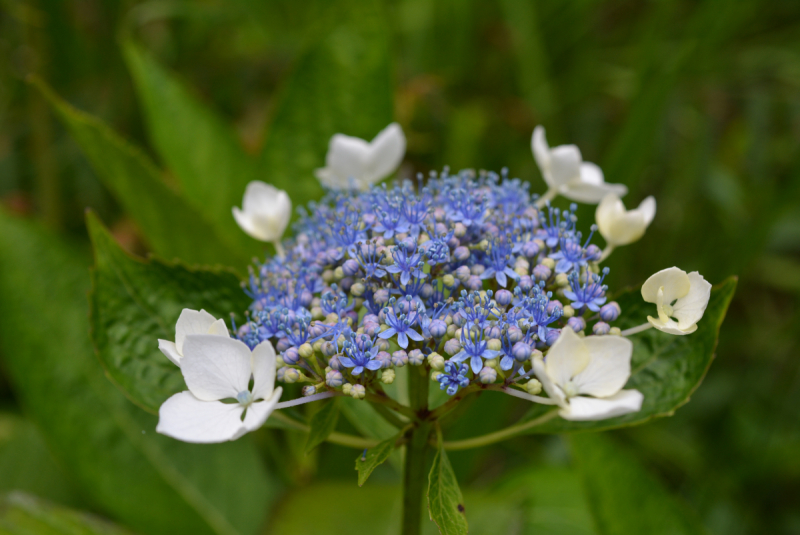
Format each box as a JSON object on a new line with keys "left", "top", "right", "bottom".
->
{"left": 340, "top": 397, "right": 402, "bottom": 471}
{"left": 305, "top": 399, "right": 340, "bottom": 453}
{"left": 0, "top": 210, "right": 276, "bottom": 535}
{"left": 122, "top": 41, "right": 261, "bottom": 257}
{"left": 571, "top": 433, "right": 708, "bottom": 535}
{"left": 29, "top": 77, "right": 248, "bottom": 267}
{"left": 355, "top": 434, "right": 398, "bottom": 487}
{"left": 0, "top": 493, "right": 135, "bottom": 535}
{"left": 427, "top": 442, "right": 468, "bottom": 535}
{"left": 259, "top": 0, "right": 393, "bottom": 208}
{"left": 87, "top": 212, "right": 250, "bottom": 412}
{"left": 0, "top": 416, "right": 84, "bottom": 508}
{"left": 519, "top": 277, "right": 737, "bottom": 433}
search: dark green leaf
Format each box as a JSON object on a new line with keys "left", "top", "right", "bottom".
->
{"left": 519, "top": 277, "right": 737, "bottom": 433}
{"left": 30, "top": 77, "right": 249, "bottom": 267}
{"left": 571, "top": 433, "right": 709, "bottom": 535}
{"left": 428, "top": 442, "right": 468, "bottom": 535}
{"left": 259, "top": 0, "right": 393, "bottom": 208}
{"left": 355, "top": 434, "right": 397, "bottom": 487}
{"left": 0, "top": 493, "right": 135, "bottom": 535}
{"left": 87, "top": 211, "right": 251, "bottom": 413}
{"left": 122, "top": 41, "right": 262, "bottom": 258}
{"left": 0, "top": 210, "right": 276, "bottom": 535}
{"left": 305, "top": 399, "right": 340, "bottom": 453}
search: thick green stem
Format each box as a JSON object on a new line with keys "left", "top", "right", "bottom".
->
{"left": 402, "top": 366, "right": 430, "bottom": 535}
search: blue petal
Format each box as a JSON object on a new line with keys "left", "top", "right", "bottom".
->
{"left": 564, "top": 291, "right": 578, "bottom": 301}
{"left": 500, "top": 355, "right": 514, "bottom": 370}
{"left": 397, "top": 332, "right": 409, "bottom": 348}
{"left": 353, "top": 366, "right": 364, "bottom": 376}
{"left": 366, "top": 360, "right": 383, "bottom": 371}
{"left": 378, "top": 328, "right": 396, "bottom": 339}
{"left": 338, "top": 356, "right": 355, "bottom": 367}
{"left": 451, "top": 351, "right": 468, "bottom": 363}
{"left": 406, "top": 329, "right": 424, "bottom": 341}
{"left": 386, "top": 266, "right": 401, "bottom": 274}
{"left": 496, "top": 271, "right": 507, "bottom": 287}
{"left": 470, "top": 356, "right": 483, "bottom": 374}
{"left": 480, "top": 268, "right": 495, "bottom": 280}
{"left": 401, "top": 271, "right": 410, "bottom": 285}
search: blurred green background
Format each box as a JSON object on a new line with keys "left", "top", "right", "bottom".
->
{"left": 1, "top": 0, "right": 799, "bottom": 534}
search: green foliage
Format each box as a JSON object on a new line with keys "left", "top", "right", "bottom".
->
{"left": 122, "top": 41, "right": 262, "bottom": 258}
{"left": 571, "top": 433, "right": 708, "bottom": 535}
{"left": 0, "top": 493, "right": 134, "bottom": 535}
{"left": 87, "top": 212, "right": 250, "bottom": 413}
{"left": 427, "top": 441, "right": 468, "bottom": 535}
{"left": 259, "top": 0, "right": 393, "bottom": 207}
{"left": 355, "top": 434, "right": 398, "bottom": 487}
{"left": 30, "top": 78, "right": 249, "bottom": 268}
{"left": 305, "top": 399, "right": 340, "bottom": 453}
{"left": 0, "top": 210, "right": 275, "bottom": 535}
{"left": 518, "top": 277, "right": 737, "bottom": 434}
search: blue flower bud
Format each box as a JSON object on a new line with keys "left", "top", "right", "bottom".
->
{"left": 518, "top": 275, "right": 534, "bottom": 291}
{"left": 532, "top": 264, "right": 551, "bottom": 281}
{"left": 444, "top": 338, "right": 462, "bottom": 356}
{"left": 453, "top": 246, "right": 470, "bottom": 261}
{"left": 376, "top": 351, "right": 392, "bottom": 369}
{"left": 512, "top": 342, "right": 532, "bottom": 362}
{"left": 484, "top": 324, "right": 501, "bottom": 339}
{"left": 342, "top": 259, "right": 360, "bottom": 276}
{"left": 276, "top": 337, "right": 291, "bottom": 352}
{"left": 507, "top": 325, "right": 523, "bottom": 342}
{"left": 479, "top": 366, "right": 497, "bottom": 384}
{"left": 408, "top": 349, "right": 425, "bottom": 366}
{"left": 391, "top": 350, "right": 408, "bottom": 367}
{"left": 302, "top": 385, "right": 316, "bottom": 396}
{"left": 547, "top": 300, "right": 563, "bottom": 315}
{"left": 522, "top": 241, "right": 540, "bottom": 258}
{"left": 567, "top": 316, "right": 586, "bottom": 332}
{"left": 466, "top": 275, "right": 482, "bottom": 290}
{"left": 283, "top": 347, "right": 300, "bottom": 365}
{"left": 599, "top": 301, "right": 621, "bottom": 322}
{"left": 374, "top": 288, "right": 390, "bottom": 305}
{"left": 593, "top": 322, "right": 611, "bottom": 335}
{"left": 429, "top": 319, "right": 447, "bottom": 338}
{"left": 326, "top": 369, "right": 343, "bottom": 388}
{"left": 545, "top": 328, "right": 561, "bottom": 346}
{"left": 328, "top": 355, "right": 342, "bottom": 371}
{"left": 495, "top": 289, "right": 513, "bottom": 306}
{"left": 455, "top": 265, "right": 471, "bottom": 281}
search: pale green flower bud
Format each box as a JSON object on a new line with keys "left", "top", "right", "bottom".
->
{"left": 381, "top": 369, "right": 396, "bottom": 384}
{"left": 299, "top": 343, "right": 314, "bottom": 359}
{"left": 351, "top": 384, "right": 366, "bottom": 399}
{"left": 525, "top": 379, "right": 543, "bottom": 395}
{"left": 428, "top": 353, "right": 445, "bottom": 370}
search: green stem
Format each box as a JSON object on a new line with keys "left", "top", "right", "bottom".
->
{"left": 440, "top": 409, "right": 559, "bottom": 451}
{"left": 270, "top": 411, "right": 379, "bottom": 449}
{"left": 402, "top": 366, "right": 430, "bottom": 535}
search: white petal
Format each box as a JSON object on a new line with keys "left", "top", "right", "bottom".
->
{"left": 561, "top": 164, "right": 627, "bottom": 203}
{"left": 548, "top": 145, "right": 582, "bottom": 187}
{"left": 233, "top": 183, "right": 291, "bottom": 242}
{"left": 233, "top": 206, "right": 268, "bottom": 241}
{"left": 175, "top": 309, "right": 218, "bottom": 355}
{"left": 156, "top": 391, "right": 246, "bottom": 443}
{"left": 532, "top": 356, "right": 567, "bottom": 407}
{"left": 251, "top": 340, "right": 277, "bottom": 400}
{"left": 544, "top": 328, "right": 590, "bottom": 388}
{"left": 362, "top": 123, "right": 406, "bottom": 186}
{"left": 639, "top": 196, "right": 656, "bottom": 226}
{"left": 327, "top": 134, "right": 370, "bottom": 184}
{"left": 158, "top": 339, "right": 182, "bottom": 366}
{"left": 647, "top": 315, "right": 696, "bottom": 335}
{"left": 314, "top": 167, "right": 350, "bottom": 190}
{"left": 573, "top": 335, "right": 633, "bottom": 397}
{"left": 207, "top": 318, "right": 230, "bottom": 337}
{"left": 641, "top": 267, "right": 690, "bottom": 304}
{"left": 672, "top": 271, "right": 711, "bottom": 330}
{"left": 242, "top": 181, "right": 283, "bottom": 215}
{"left": 180, "top": 335, "right": 253, "bottom": 401}
{"left": 595, "top": 194, "right": 648, "bottom": 246}
{"left": 559, "top": 389, "right": 644, "bottom": 421}
{"left": 242, "top": 387, "right": 282, "bottom": 433}
{"left": 531, "top": 126, "right": 551, "bottom": 180}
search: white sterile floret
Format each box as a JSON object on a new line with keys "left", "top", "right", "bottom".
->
{"left": 315, "top": 122, "right": 406, "bottom": 190}
{"left": 642, "top": 267, "right": 712, "bottom": 335}
{"left": 531, "top": 126, "right": 627, "bottom": 204}
{"left": 532, "top": 328, "right": 643, "bottom": 421}
{"left": 158, "top": 308, "right": 229, "bottom": 366}
{"left": 595, "top": 193, "right": 656, "bottom": 247}
{"left": 232, "top": 181, "right": 291, "bottom": 243}
{"left": 156, "top": 335, "right": 283, "bottom": 443}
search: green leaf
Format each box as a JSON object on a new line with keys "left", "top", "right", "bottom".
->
{"left": 519, "top": 277, "right": 737, "bottom": 433}
{"left": 571, "top": 433, "right": 709, "bottom": 535}
{"left": 305, "top": 399, "right": 340, "bottom": 453}
{"left": 30, "top": 77, "right": 249, "bottom": 267}
{"left": 339, "top": 397, "right": 402, "bottom": 470}
{"left": 0, "top": 493, "right": 135, "bottom": 535}
{"left": 355, "top": 434, "right": 398, "bottom": 487}
{"left": 0, "top": 210, "right": 276, "bottom": 535}
{"left": 259, "top": 0, "right": 393, "bottom": 208}
{"left": 428, "top": 442, "right": 468, "bottom": 535}
{"left": 122, "top": 41, "right": 261, "bottom": 257}
{"left": 87, "top": 211, "right": 251, "bottom": 413}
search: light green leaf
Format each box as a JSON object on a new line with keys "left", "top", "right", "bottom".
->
{"left": 87, "top": 212, "right": 251, "bottom": 413}
{"left": 30, "top": 77, "right": 249, "bottom": 267}
{"left": 305, "top": 399, "right": 340, "bottom": 453}
{"left": 428, "top": 442, "right": 468, "bottom": 535}
{"left": 122, "top": 41, "right": 262, "bottom": 257}
{"left": 0, "top": 210, "right": 276, "bottom": 535}
{"left": 571, "top": 433, "right": 709, "bottom": 535}
{"left": 0, "top": 493, "right": 135, "bottom": 535}
{"left": 355, "top": 434, "right": 398, "bottom": 487}
{"left": 518, "top": 277, "right": 737, "bottom": 433}
{"left": 339, "top": 397, "right": 402, "bottom": 470}
{"left": 259, "top": 0, "right": 393, "bottom": 208}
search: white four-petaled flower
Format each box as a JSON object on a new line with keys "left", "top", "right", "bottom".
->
{"left": 532, "top": 328, "right": 643, "bottom": 421}
{"left": 315, "top": 123, "right": 406, "bottom": 190}
{"left": 158, "top": 308, "right": 229, "bottom": 367}
{"left": 595, "top": 193, "right": 656, "bottom": 247}
{"left": 642, "top": 267, "right": 711, "bottom": 335}
{"left": 532, "top": 126, "right": 627, "bottom": 204}
{"left": 232, "top": 181, "right": 291, "bottom": 244}
{"left": 156, "top": 335, "right": 283, "bottom": 443}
